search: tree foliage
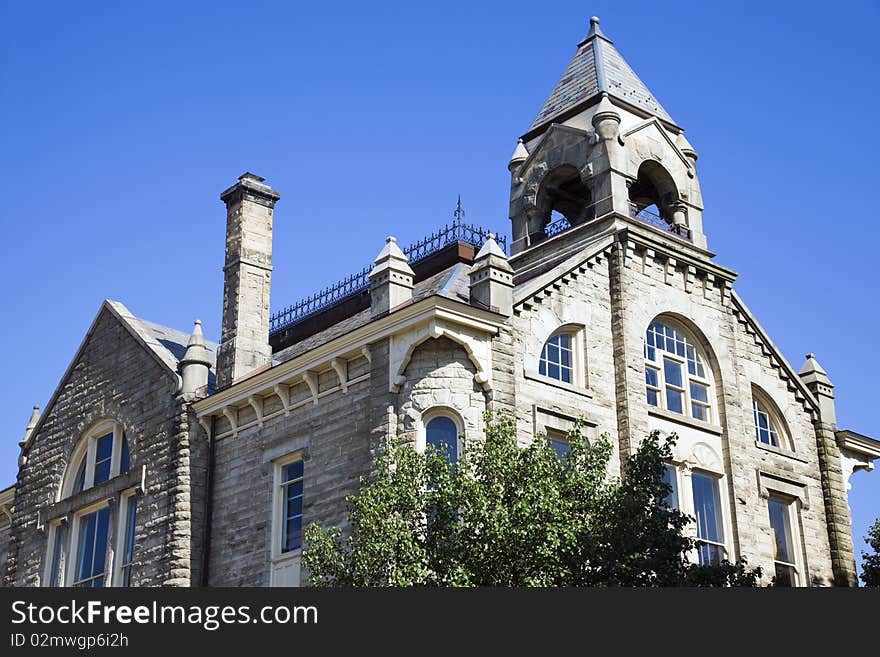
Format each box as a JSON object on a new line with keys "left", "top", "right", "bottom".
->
{"left": 860, "top": 518, "right": 880, "bottom": 587}
{"left": 304, "top": 412, "right": 760, "bottom": 586}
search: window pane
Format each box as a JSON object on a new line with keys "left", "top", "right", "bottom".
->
{"left": 773, "top": 563, "right": 795, "bottom": 587}
{"left": 284, "top": 518, "right": 303, "bottom": 552}
{"left": 93, "top": 433, "right": 113, "bottom": 485}
{"left": 645, "top": 368, "right": 658, "bottom": 388}
{"left": 663, "top": 358, "right": 682, "bottom": 388}
{"left": 690, "top": 382, "right": 708, "bottom": 403}
{"left": 49, "top": 524, "right": 66, "bottom": 587}
{"left": 283, "top": 460, "right": 304, "bottom": 483}
{"left": 691, "top": 403, "right": 709, "bottom": 422}
{"left": 426, "top": 416, "right": 458, "bottom": 464}
{"left": 768, "top": 497, "right": 793, "bottom": 564}
{"left": 558, "top": 334, "right": 571, "bottom": 350}
{"left": 666, "top": 388, "right": 683, "bottom": 414}
{"left": 697, "top": 542, "right": 724, "bottom": 567}
{"left": 120, "top": 436, "right": 130, "bottom": 474}
{"left": 549, "top": 437, "right": 570, "bottom": 459}
{"left": 538, "top": 360, "right": 546, "bottom": 376}
{"left": 646, "top": 389, "right": 658, "bottom": 406}
{"left": 560, "top": 346, "right": 571, "bottom": 369}
{"left": 548, "top": 362, "right": 560, "bottom": 380}
{"left": 72, "top": 458, "right": 87, "bottom": 494}
{"left": 692, "top": 473, "right": 723, "bottom": 544}
{"left": 661, "top": 465, "right": 679, "bottom": 509}
{"left": 76, "top": 507, "right": 110, "bottom": 585}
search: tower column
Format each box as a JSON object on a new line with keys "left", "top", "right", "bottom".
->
{"left": 216, "top": 172, "right": 280, "bottom": 390}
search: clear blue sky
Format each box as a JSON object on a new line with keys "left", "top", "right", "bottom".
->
{"left": 2, "top": 0, "right": 877, "bottom": 576}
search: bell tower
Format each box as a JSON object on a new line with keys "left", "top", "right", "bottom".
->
{"left": 508, "top": 17, "right": 706, "bottom": 264}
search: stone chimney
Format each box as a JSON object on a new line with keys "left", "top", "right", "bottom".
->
{"left": 216, "top": 172, "right": 280, "bottom": 390}
{"left": 469, "top": 233, "right": 513, "bottom": 316}
{"left": 799, "top": 353, "right": 836, "bottom": 427}
{"left": 369, "top": 236, "right": 414, "bottom": 317}
{"left": 180, "top": 320, "right": 212, "bottom": 398}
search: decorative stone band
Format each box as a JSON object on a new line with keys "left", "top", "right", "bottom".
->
{"left": 193, "top": 295, "right": 506, "bottom": 440}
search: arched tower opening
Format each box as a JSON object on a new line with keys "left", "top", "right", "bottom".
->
{"left": 536, "top": 165, "right": 593, "bottom": 235}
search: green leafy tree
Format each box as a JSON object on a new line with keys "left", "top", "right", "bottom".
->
{"left": 860, "top": 518, "right": 880, "bottom": 587}
{"left": 304, "top": 412, "right": 760, "bottom": 586}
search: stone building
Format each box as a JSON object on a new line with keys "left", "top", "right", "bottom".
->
{"left": 2, "top": 17, "right": 878, "bottom": 588}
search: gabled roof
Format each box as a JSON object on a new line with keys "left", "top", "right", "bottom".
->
{"left": 18, "top": 300, "right": 217, "bottom": 457}
{"left": 526, "top": 16, "right": 675, "bottom": 137}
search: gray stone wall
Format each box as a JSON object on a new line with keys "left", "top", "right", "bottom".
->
{"left": 4, "top": 309, "right": 200, "bottom": 587}
{"left": 207, "top": 354, "right": 376, "bottom": 585}
{"left": 0, "top": 520, "right": 10, "bottom": 582}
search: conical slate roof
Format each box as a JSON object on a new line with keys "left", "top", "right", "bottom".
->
{"left": 527, "top": 17, "right": 675, "bottom": 135}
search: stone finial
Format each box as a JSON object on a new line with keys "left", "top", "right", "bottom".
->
{"left": 19, "top": 405, "right": 40, "bottom": 447}
{"left": 587, "top": 16, "right": 605, "bottom": 39}
{"left": 181, "top": 320, "right": 213, "bottom": 398}
{"left": 508, "top": 139, "right": 529, "bottom": 172}
{"left": 676, "top": 132, "right": 698, "bottom": 163}
{"left": 591, "top": 92, "right": 621, "bottom": 140}
{"left": 369, "top": 236, "right": 415, "bottom": 317}
{"left": 799, "top": 353, "right": 836, "bottom": 426}
{"left": 469, "top": 233, "right": 514, "bottom": 316}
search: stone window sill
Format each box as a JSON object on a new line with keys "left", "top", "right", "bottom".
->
{"left": 648, "top": 407, "right": 723, "bottom": 435}
{"left": 272, "top": 550, "right": 302, "bottom": 565}
{"left": 523, "top": 369, "right": 593, "bottom": 399}
{"left": 754, "top": 440, "right": 808, "bottom": 463}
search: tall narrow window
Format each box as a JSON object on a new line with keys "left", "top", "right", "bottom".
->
{"left": 661, "top": 464, "right": 679, "bottom": 509}
{"left": 426, "top": 416, "right": 459, "bottom": 464}
{"left": 281, "top": 460, "right": 304, "bottom": 554}
{"left": 751, "top": 388, "right": 789, "bottom": 450}
{"left": 48, "top": 523, "right": 67, "bottom": 587}
{"left": 644, "top": 320, "right": 713, "bottom": 422}
{"left": 768, "top": 497, "right": 799, "bottom": 586}
{"left": 539, "top": 332, "right": 575, "bottom": 384}
{"left": 691, "top": 472, "right": 725, "bottom": 566}
{"left": 119, "top": 495, "right": 138, "bottom": 586}
{"left": 73, "top": 506, "right": 111, "bottom": 588}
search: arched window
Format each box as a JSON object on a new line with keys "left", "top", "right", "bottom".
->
{"left": 539, "top": 328, "right": 582, "bottom": 385}
{"left": 752, "top": 387, "right": 789, "bottom": 449}
{"left": 644, "top": 319, "right": 714, "bottom": 422}
{"left": 423, "top": 412, "right": 461, "bottom": 464}
{"left": 45, "top": 421, "right": 139, "bottom": 588}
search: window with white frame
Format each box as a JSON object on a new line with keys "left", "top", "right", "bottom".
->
{"left": 270, "top": 453, "right": 305, "bottom": 587}
{"left": 44, "top": 420, "right": 139, "bottom": 588}
{"left": 660, "top": 464, "right": 679, "bottom": 509}
{"left": 752, "top": 387, "right": 789, "bottom": 449}
{"left": 538, "top": 328, "right": 584, "bottom": 385}
{"left": 424, "top": 413, "right": 460, "bottom": 464}
{"left": 768, "top": 496, "right": 800, "bottom": 586}
{"left": 644, "top": 319, "right": 713, "bottom": 422}
{"left": 279, "top": 459, "right": 304, "bottom": 554}
{"left": 691, "top": 471, "right": 726, "bottom": 566}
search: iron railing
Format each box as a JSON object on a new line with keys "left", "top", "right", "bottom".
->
{"left": 269, "top": 220, "right": 506, "bottom": 334}
{"left": 629, "top": 202, "right": 692, "bottom": 242}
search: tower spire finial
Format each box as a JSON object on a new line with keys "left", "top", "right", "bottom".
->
{"left": 587, "top": 15, "right": 604, "bottom": 39}
{"left": 454, "top": 195, "right": 465, "bottom": 225}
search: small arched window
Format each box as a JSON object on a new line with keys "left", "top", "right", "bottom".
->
{"left": 424, "top": 412, "right": 461, "bottom": 464}
{"left": 644, "top": 319, "right": 713, "bottom": 422}
{"left": 752, "top": 387, "right": 789, "bottom": 449}
{"left": 45, "top": 421, "right": 138, "bottom": 588}
{"left": 539, "top": 329, "right": 582, "bottom": 385}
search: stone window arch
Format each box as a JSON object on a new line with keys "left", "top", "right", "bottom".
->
{"left": 44, "top": 420, "right": 139, "bottom": 588}
{"left": 751, "top": 385, "right": 791, "bottom": 451}
{"left": 644, "top": 317, "right": 715, "bottom": 423}
{"left": 538, "top": 324, "right": 586, "bottom": 387}
{"left": 418, "top": 407, "right": 464, "bottom": 465}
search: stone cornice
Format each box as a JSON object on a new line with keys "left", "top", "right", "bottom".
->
{"left": 193, "top": 295, "right": 506, "bottom": 423}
